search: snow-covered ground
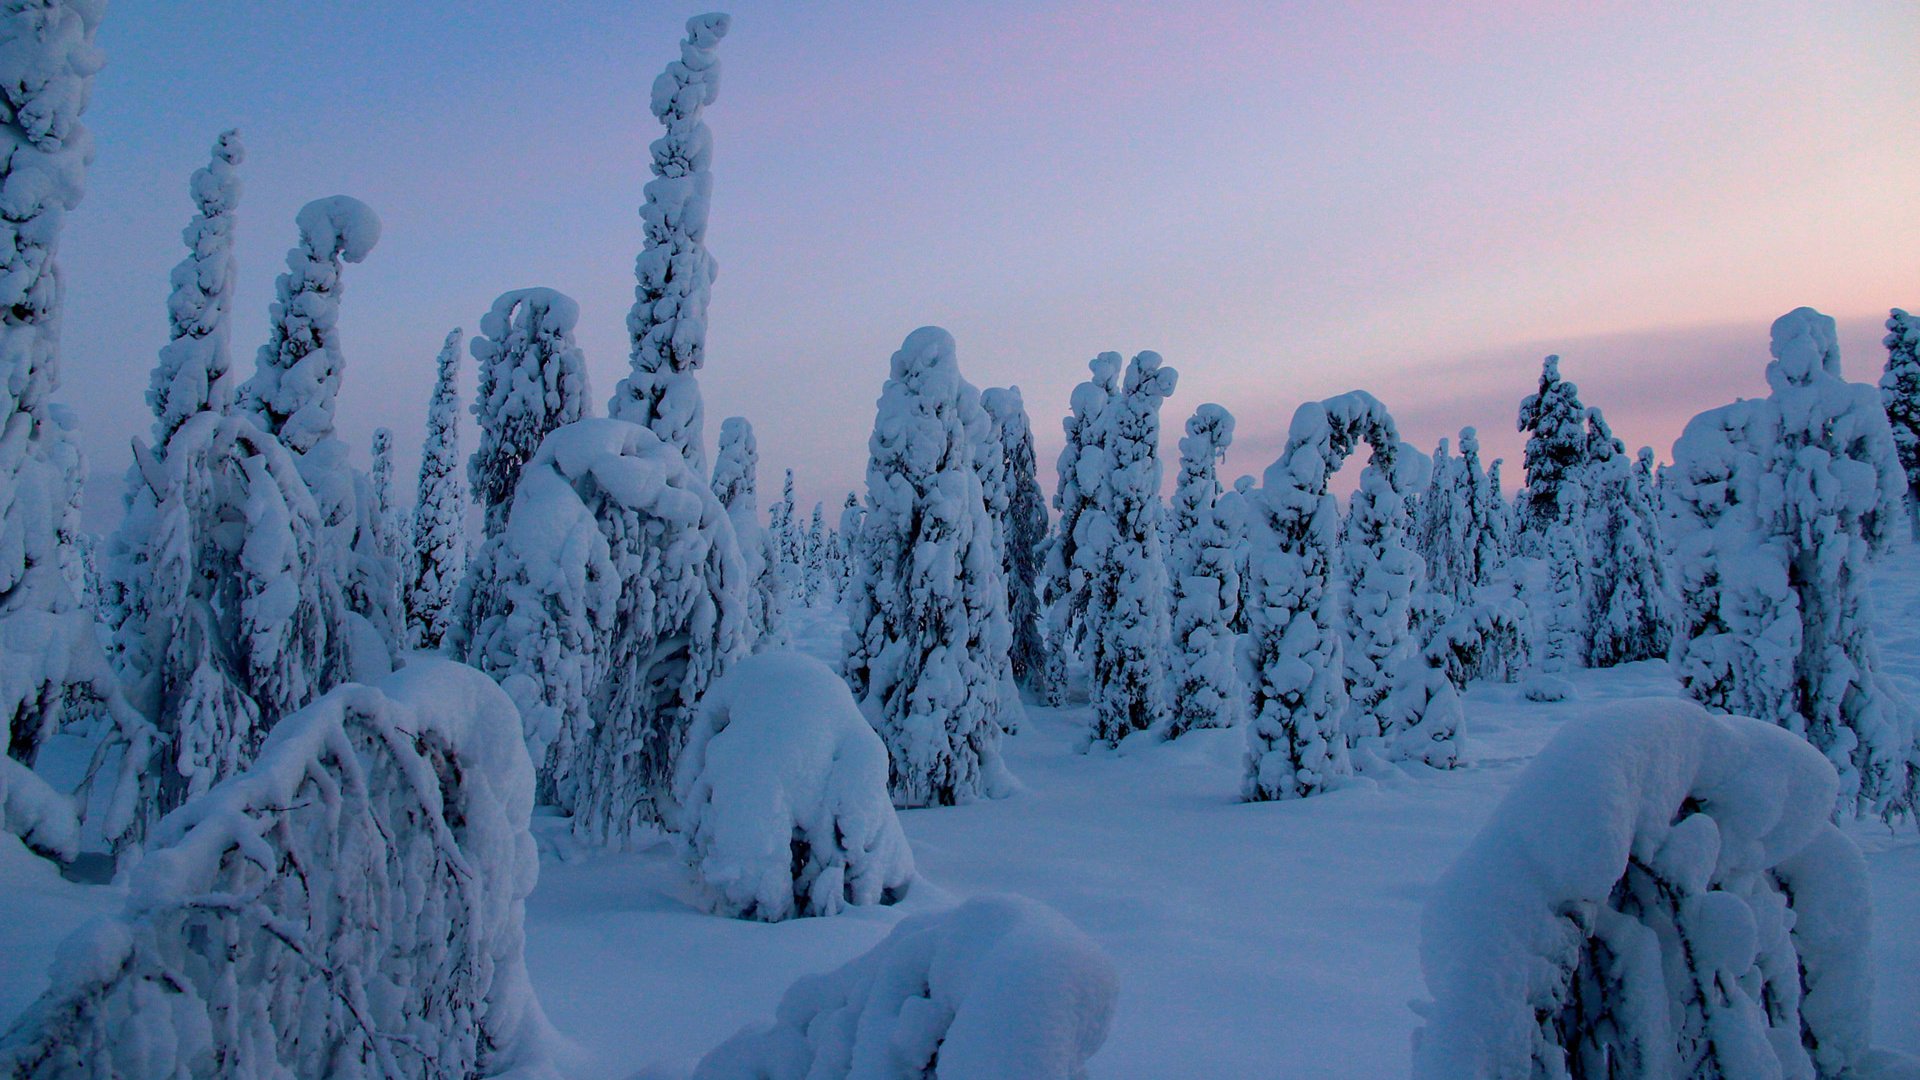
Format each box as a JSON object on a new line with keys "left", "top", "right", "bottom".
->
{"left": 6, "top": 578, "right": 1918, "bottom": 1077}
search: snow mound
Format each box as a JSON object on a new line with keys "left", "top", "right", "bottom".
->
{"left": 692, "top": 894, "right": 1118, "bottom": 1080}
{"left": 1520, "top": 673, "right": 1571, "bottom": 702}
{"left": 0, "top": 755, "right": 78, "bottom": 863}
{"left": 1413, "top": 697, "right": 1886, "bottom": 1079}
{"left": 674, "top": 651, "right": 913, "bottom": 922}
{"left": 0, "top": 660, "right": 555, "bottom": 1079}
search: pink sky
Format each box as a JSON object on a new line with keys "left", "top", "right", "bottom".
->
{"left": 57, "top": 1, "right": 1919, "bottom": 524}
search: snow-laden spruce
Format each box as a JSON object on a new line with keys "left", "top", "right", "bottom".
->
{"left": 673, "top": 652, "right": 912, "bottom": 922}
{"left": 981, "top": 386, "right": 1056, "bottom": 703}
{"left": 769, "top": 467, "right": 801, "bottom": 596}
{"left": 1581, "top": 410, "right": 1670, "bottom": 668}
{"left": 347, "top": 426, "right": 406, "bottom": 659}
{"left": 1538, "top": 483, "right": 1588, "bottom": 676}
{"left": 0, "top": 0, "right": 152, "bottom": 856}
{"left": 693, "top": 895, "right": 1118, "bottom": 1080}
{"left": 803, "top": 501, "right": 830, "bottom": 605}
{"left": 1339, "top": 439, "right": 1423, "bottom": 761}
{"left": 1083, "top": 352, "right": 1177, "bottom": 746}
{"left": 609, "top": 12, "right": 729, "bottom": 475}
{"left": 1166, "top": 403, "right": 1240, "bottom": 738}
{"left": 462, "top": 419, "right": 750, "bottom": 842}
{"left": 971, "top": 389, "right": 1022, "bottom": 732}
{"left": 147, "top": 129, "right": 242, "bottom": 448}
{"left": 712, "top": 415, "right": 786, "bottom": 650}
{"left": 1042, "top": 352, "right": 1122, "bottom": 686}
{"left": 1880, "top": 307, "right": 1920, "bottom": 539}
{"left": 468, "top": 287, "right": 590, "bottom": 540}
{"left": 842, "top": 327, "right": 1012, "bottom": 808}
{"left": 407, "top": 328, "right": 468, "bottom": 650}
{"left": 0, "top": 661, "right": 555, "bottom": 1080}
{"left": 1242, "top": 391, "right": 1400, "bottom": 800}
{"left": 1668, "top": 308, "right": 1914, "bottom": 820}
{"left": 1514, "top": 354, "right": 1589, "bottom": 548}
{"left": 1413, "top": 698, "right": 1892, "bottom": 1078}
{"left": 1414, "top": 435, "right": 1471, "bottom": 602}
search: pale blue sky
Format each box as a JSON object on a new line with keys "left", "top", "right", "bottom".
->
{"left": 59, "top": 1, "right": 1919, "bottom": 523}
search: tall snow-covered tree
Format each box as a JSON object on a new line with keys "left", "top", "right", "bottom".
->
{"left": 1483, "top": 457, "right": 1511, "bottom": 572}
{"left": 1456, "top": 427, "right": 1497, "bottom": 591}
{"left": 347, "top": 426, "right": 405, "bottom": 656}
{"left": 1042, "top": 352, "right": 1122, "bottom": 680}
{"left": 1084, "top": 352, "right": 1178, "bottom": 747}
{"left": 1582, "top": 409, "right": 1670, "bottom": 668}
{"left": 1166, "top": 403, "right": 1239, "bottom": 739}
{"left": 467, "top": 287, "right": 589, "bottom": 540}
{"left": 1669, "top": 308, "right": 1913, "bottom": 820}
{"left": 608, "top": 12, "right": 730, "bottom": 476}
{"left": 370, "top": 427, "right": 399, "bottom": 560}
{"left": 1341, "top": 442, "right": 1422, "bottom": 759}
{"left": 843, "top": 328, "right": 1011, "bottom": 808}
{"left": 1414, "top": 436, "right": 1470, "bottom": 602}
{"left": 1515, "top": 354, "right": 1589, "bottom": 545}
{"left": 981, "top": 386, "right": 1054, "bottom": 703}
{"left": 407, "top": 329, "right": 467, "bottom": 651}
{"left": 1880, "top": 307, "right": 1920, "bottom": 539}
{"left": 835, "top": 491, "right": 862, "bottom": 603}
{"left": 146, "top": 130, "right": 242, "bottom": 448}
{"left": 712, "top": 416, "right": 785, "bottom": 650}
{"left": 803, "top": 501, "right": 828, "bottom": 606}
{"left": 1539, "top": 484, "right": 1588, "bottom": 676}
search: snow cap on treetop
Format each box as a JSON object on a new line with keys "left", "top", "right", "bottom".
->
{"left": 1767, "top": 306, "right": 1842, "bottom": 389}
{"left": 294, "top": 195, "right": 381, "bottom": 264}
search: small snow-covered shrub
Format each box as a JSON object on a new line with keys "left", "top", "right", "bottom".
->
{"left": 1424, "top": 598, "right": 1529, "bottom": 691}
{"left": 692, "top": 895, "right": 1118, "bottom": 1080}
{"left": 674, "top": 652, "right": 913, "bottom": 922}
{"left": 0, "top": 660, "right": 553, "bottom": 1079}
{"left": 1413, "top": 697, "right": 1889, "bottom": 1079}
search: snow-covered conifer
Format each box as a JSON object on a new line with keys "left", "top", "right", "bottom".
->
{"left": 1582, "top": 412, "right": 1670, "bottom": 668}
{"left": 1879, "top": 307, "right": 1920, "bottom": 538}
{"left": 1084, "top": 352, "right": 1177, "bottom": 746}
{"left": 1539, "top": 485, "right": 1587, "bottom": 676}
{"left": 803, "top": 501, "right": 828, "bottom": 605}
{"left": 1669, "top": 309, "right": 1913, "bottom": 819}
{"left": 1340, "top": 442, "right": 1422, "bottom": 758}
{"left": 1414, "top": 436, "right": 1471, "bottom": 602}
{"left": 980, "top": 386, "right": 1054, "bottom": 702}
{"left": 1456, "top": 427, "right": 1498, "bottom": 590}
{"left": 1483, "top": 457, "right": 1510, "bottom": 570}
{"left": 712, "top": 416, "right": 785, "bottom": 649}
{"left": 147, "top": 129, "right": 243, "bottom": 448}
{"left": 842, "top": 328, "right": 1010, "bottom": 808}
{"left": 835, "top": 491, "right": 862, "bottom": 602}
{"left": 1166, "top": 403, "right": 1240, "bottom": 739}
{"left": 407, "top": 328, "right": 467, "bottom": 650}
{"left": 463, "top": 420, "right": 749, "bottom": 840}
{"left": 468, "top": 287, "right": 589, "bottom": 540}
{"left": 345, "top": 427, "right": 405, "bottom": 656}
{"left": 608, "top": 13, "right": 730, "bottom": 475}
{"left": 1242, "top": 392, "right": 1400, "bottom": 801}
{"left": 1515, "top": 354, "right": 1589, "bottom": 545}
{"left": 1042, "top": 353, "right": 1122, "bottom": 680}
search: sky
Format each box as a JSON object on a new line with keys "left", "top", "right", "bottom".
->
{"left": 57, "top": 1, "right": 1920, "bottom": 527}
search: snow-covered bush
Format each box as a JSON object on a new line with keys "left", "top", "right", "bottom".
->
{"left": 843, "top": 327, "right": 1011, "bottom": 808}
{"left": 692, "top": 895, "right": 1118, "bottom": 1080}
{"left": 1167, "top": 403, "right": 1241, "bottom": 738}
{"left": 609, "top": 12, "right": 730, "bottom": 475}
{"left": 982, "top": 386, "right": 1055, "bottom": 703}
{"left": 0, "top": 660, "right": 554, "bottom": 1079}
{"left": 1378, "top": 660, "right": 1464, "bottom": 770}
{"left": 1423, "top": 597, "right": 1529, "bottom": 691}
{"left": 1880, "top": 307, "right": 1920, "bottom": 538}
{"left": 463, "top": 419, "right": 749, "bottom": 841}
{"left": 468, "top": 287, "right": 590, "bottom": 540}
{"left": 1084, "top": 351, "right": 1177, "bottom": 746}
{"left": 1413, "top": 697, "right": 1892, "bottom": 1078}
{"left": 712, "top": 415, "right": 786, "bottom": 650}
{"left": 1242, "top": 391, "right": 1400, "bottom": 801}
{"left": 674, "top": 652, "right": 913, "bottom": 922}
{"left": 1668, "top": 308, "right": 1914, "bottom": 820}
{"left": 408, "top": 328, "right": 468, "bottom": 650}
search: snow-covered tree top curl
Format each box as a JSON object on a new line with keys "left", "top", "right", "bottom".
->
{"left": 1182, "top": 402, "right": 1234, "bottom": 460}
{"left": 1767, "top": 305, "right": 1843, "bottom": 390}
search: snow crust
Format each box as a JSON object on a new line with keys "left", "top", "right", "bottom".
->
{"left": 692, "top": 894, "right": 1117, "bottom": 1080}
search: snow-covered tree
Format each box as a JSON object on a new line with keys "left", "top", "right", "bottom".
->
{"left": 1515, "top": 354, "right": 1589, "bottom": 546}
{"left": 1879, "top": 307, "right": 1920, "bottom": 539}
{"left": 1083, "top": 352, "right": 1177, "bottom": 747}
{"left": 1340, "top": 442, "right": 1422, "bottom": 759}
{"left": 842, "top": 327, "right": 1011, "bottom": 808}
{"left": 1242, "top": 392, "right": 1401, "bottom": 801}
{"left": 769, "top": 467, "right": 801, "bottom": 594}
{"left": 608, "top": 12, "right": 730, "bottom": 476}
{"left": 692, "top": 895, "right": 1117, "bottom": 1080}
{"left": 147, "top": 129, "right": 242, "bottom": 448}
{"left": 462, "top": 419, "right": 750, "bottom": 841}
{"left": 1582, "top": 411, "right": 1671, "bottom": 668}
{"left": 468, "top": 287, "right": 589, "bottom": 540}
{"left": 1042, "top": 352, "right": 1122, "bottom": 684}
{"left": 346, "top": 427, "right": 405, "bottom": 657}
{"left": 980, "top": 386, "right": 1054, "bottom": 703}
{"left": 1483, "top": 457, "right": 1511, "bottom": 570}
{"left": 803, "top": 501, "right": 829, "bottom": 605}
{"left": 407, "top": 328, "right": 467, "bottom": 651}
{"left": 1669, "top": 308, "right": 1913, "bottom": 820}
{"left": 1416, "top": 700, "right": 1890, "bottom": 1078}
{"left": 1538, "top": 484, "right": 1588, "bottom": 676}
{"left": 711, "top": 415, "right": 785, "bottom": 650}
{"left": 1455, "top": 427, "right": 1497, "bottom": 590}
{"left": 674, "top": 652, "right": 913, "bottom": 922}
{"left": 1216, "top": 473, "right": 1257, "bottom": 636}
{"left": 834, "top": 491, "right": 862, "bottom": 602}
{"left": 1413, "top": 436, "right": 1471, "bottom": 602}
{"left": 0, "top": 661, "right": 555, "bottom": 1080}
{"left": 1166, "top": 403, "right": 1239, "bottom": 739}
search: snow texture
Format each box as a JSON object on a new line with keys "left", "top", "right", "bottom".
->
{"left": 461, "top": 418, "right": 750, "bottom": 842}
{"left": 1668, "top": 308, "right": 1915, "bottom": 820}
{"left": 1414, "top": 697, "right": 1886, "bottom": 1079}
{"left": 692, "top": 895, "right": 1117, "bottom": 1080}
{"left": 407, "top": 328, "right": 468, "bottom": 650}
{"left": 842, "top": 327, "right": 1012, "bottom": 808}
{"left": 609, "top": 12, "right": 730, "bottom": 477}
{"left": 1167, "top": 402, "right": 1241, "bottom": 738}
{"left": 673, "top": 651, "right": 913, "bottom": 922}
{"left": 468, "top": 287, "right": 590, "bottom": 540}
{"left": 981, "top": 386, "right": 1056, "bottom": 705}
{"left": 0, "top": 660, "right": 555, "bottom": 1079}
